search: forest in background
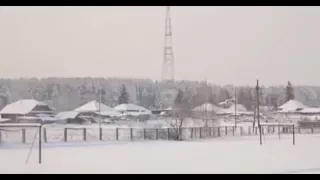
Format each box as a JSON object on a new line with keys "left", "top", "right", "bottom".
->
{"left": 0, "top": 77, "right": 318, "bottom": 111}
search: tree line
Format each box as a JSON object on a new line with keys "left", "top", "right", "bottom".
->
{"left": 0, "top": 78, "right": 314, "bottom": 111}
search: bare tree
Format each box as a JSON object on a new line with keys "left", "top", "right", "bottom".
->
{"left": 169, "top": 88, "right": 193, "bottom": 141}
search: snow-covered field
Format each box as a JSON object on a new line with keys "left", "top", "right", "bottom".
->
{"left": 1, "top": 134, "right": 320, "bottom": 174}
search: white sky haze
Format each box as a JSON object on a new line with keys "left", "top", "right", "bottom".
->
{"left": 0, "top": 6, "right": 319, "bottom": 86}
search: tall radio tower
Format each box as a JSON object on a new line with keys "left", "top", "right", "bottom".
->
{"left": 162, "top": 6, "right": 174, "bottom": 82}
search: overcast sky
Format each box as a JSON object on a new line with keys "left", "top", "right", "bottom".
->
{"left": 0, "top": 6, "right": 319, "bottom": 86}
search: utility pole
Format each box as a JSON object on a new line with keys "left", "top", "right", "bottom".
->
{"left": 205, "top": 78, "right": 209, "bottom": 127}
{"left": 256, "top": 80, "right": 262, "bottom": 145}
{"left": 234, "top": 87, "right": 237, "bottom": 128}
{"left": 253, "top": 88, "right": 256, "bottom": 134}
{"left": 98, "top": 82, "right": 102, "bottom": 135}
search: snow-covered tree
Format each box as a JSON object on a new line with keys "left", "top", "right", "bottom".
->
{"left": 285, "top": 81, "right": 295, "bottom": 102}
{"left": 118, "top": 84, "right": 130, "bottom": 104}
{"left": 1, "top": 77, "right": 320, "bottom": 112}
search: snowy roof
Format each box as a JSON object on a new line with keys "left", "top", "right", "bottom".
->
{"left": 40, "top": 116, "right": 59, "bottom": 122}
{"left": 17, "top": 116, "right": 59, "bottom": 122}
{"left": 193, "top": 103, "right": 224, "bottom": 112}
{"left": 114, "top": 104, "right": 151, "bottom": 114}
{"left": 217, "top": 104, "right": 248, "bottom": 115}
{"left": 35, "top": 113, "right": 53, "bottom": 117}
{"left": 0, "top": 118, "right": 10, "bottom": 123}
{"left": 123, "top": 112, "right": 150, "bottom": 116}
{"left": 121, "top": 108, "right": 153, "bottom": 116}
{"left": 0, "top": 123, "right": 42, "bottom": 127}
{"left": 277, "top": 100, "right": 308, "bottom": 113}
{"left": 299, "top": 108, "right": 320, "bottom": 114}
{"left": 74, "top": 100, "right": 115, "bottom": 113}
{"left": 219, "top": 99, "right": 235, "bottom": 105}
{"left": 17, "top": 116, "right": 39, "bottom": 120}
{"left": 165, "top": 106, "right": 173, "bottom": 111}
{"left": 96, "top": 111, "right": 122, "bottom": 117}
{"left": 227, "top": 104, "right": 247, "bottom": 112}
{"left": 236, "top": 111, "right": 254, "bottom": 115}
{"left": 55, "top": 111, "right": 80, "bottom": 120}
{"left": 0, "top": 99, "right": 50, "bottom": 115}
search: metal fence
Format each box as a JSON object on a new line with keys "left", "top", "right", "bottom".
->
{"left": 0, "top": 125, "right": 310, "bottom": 144}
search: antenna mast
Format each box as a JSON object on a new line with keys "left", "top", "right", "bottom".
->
{"left": 162, "top": 6, "right": 175, "bottom": 82}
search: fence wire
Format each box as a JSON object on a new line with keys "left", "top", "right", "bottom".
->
{"left": 0, "top": 125, "right": 310, "bottom": 145}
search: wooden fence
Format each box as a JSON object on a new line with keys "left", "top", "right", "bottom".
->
{"left": 0, "top": 125, "right": 307, "bottom": 144}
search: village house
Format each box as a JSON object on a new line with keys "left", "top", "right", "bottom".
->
{"left": 62, "top": 100, "right": 122, "bottom": 124}
{"left": 114, "top": 103, "right": 152, "bottom": 121}
{"left": 0, "top": 99, "right": 55, "bottom": 123}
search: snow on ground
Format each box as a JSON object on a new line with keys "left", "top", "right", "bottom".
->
{"left": 1, "top": 134, "right": 320, "bottom": 174}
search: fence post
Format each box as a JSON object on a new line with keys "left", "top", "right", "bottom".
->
{"left": 130, "top": 128, "right": 133, "bottom": 141}
{"left": 116, "top": 128, "right": 119, "bottom": 141}
{"left": 143, "top": 128, "right": 146, "bottom": 140}
{"left": 38, "top": 126, "right": 42, "bottom": 164}
{"left": 293, "top": 125, "right": 295, "bottom": 145}
{"left": 190, "top": 128, "right": 193, "bottom": 139}
{"left": 22, "top": 129, "right": 26, "bottom": 144}
{"left": 278, "top": 125, "right": 281, "bottom": 140}
{"left": 212, "top": 127, "right": 215, "bottom": 137}
{"left": 167, "top": 128, "right": 170, "bottom": 140}
{"left": 200, "top": 127, "right": 202, "bottom": 139}
{"left": 83, "top": 128, "right": 87, "bottom": 141}
{"left": 99, "top": 127, "right": 103, "bottom": 141}
{"left": 225, "top": 127, "right": 228, "bottom": 136}
{"left": 240, "top": 127, "right": 243, "bottom": 136}
{"left": 232, "top": 126, "right": 235, "bottom": 136}
{"left": 43, "top": 128, "right": 47, "bottom": 143}
{"left": 209, "top": 127, "right": 212, "bottom": 137}
{"left": 273, "top": 126, "right": 275, "bottom": 133}
{"left": 218, "top": 127, "right": 221, "bottom": 137}
{"left": 156, "top": 129, "right": 158, "bottom": 140}
{"left": 64, "top": 128, "right": 68, "bottom": 142}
